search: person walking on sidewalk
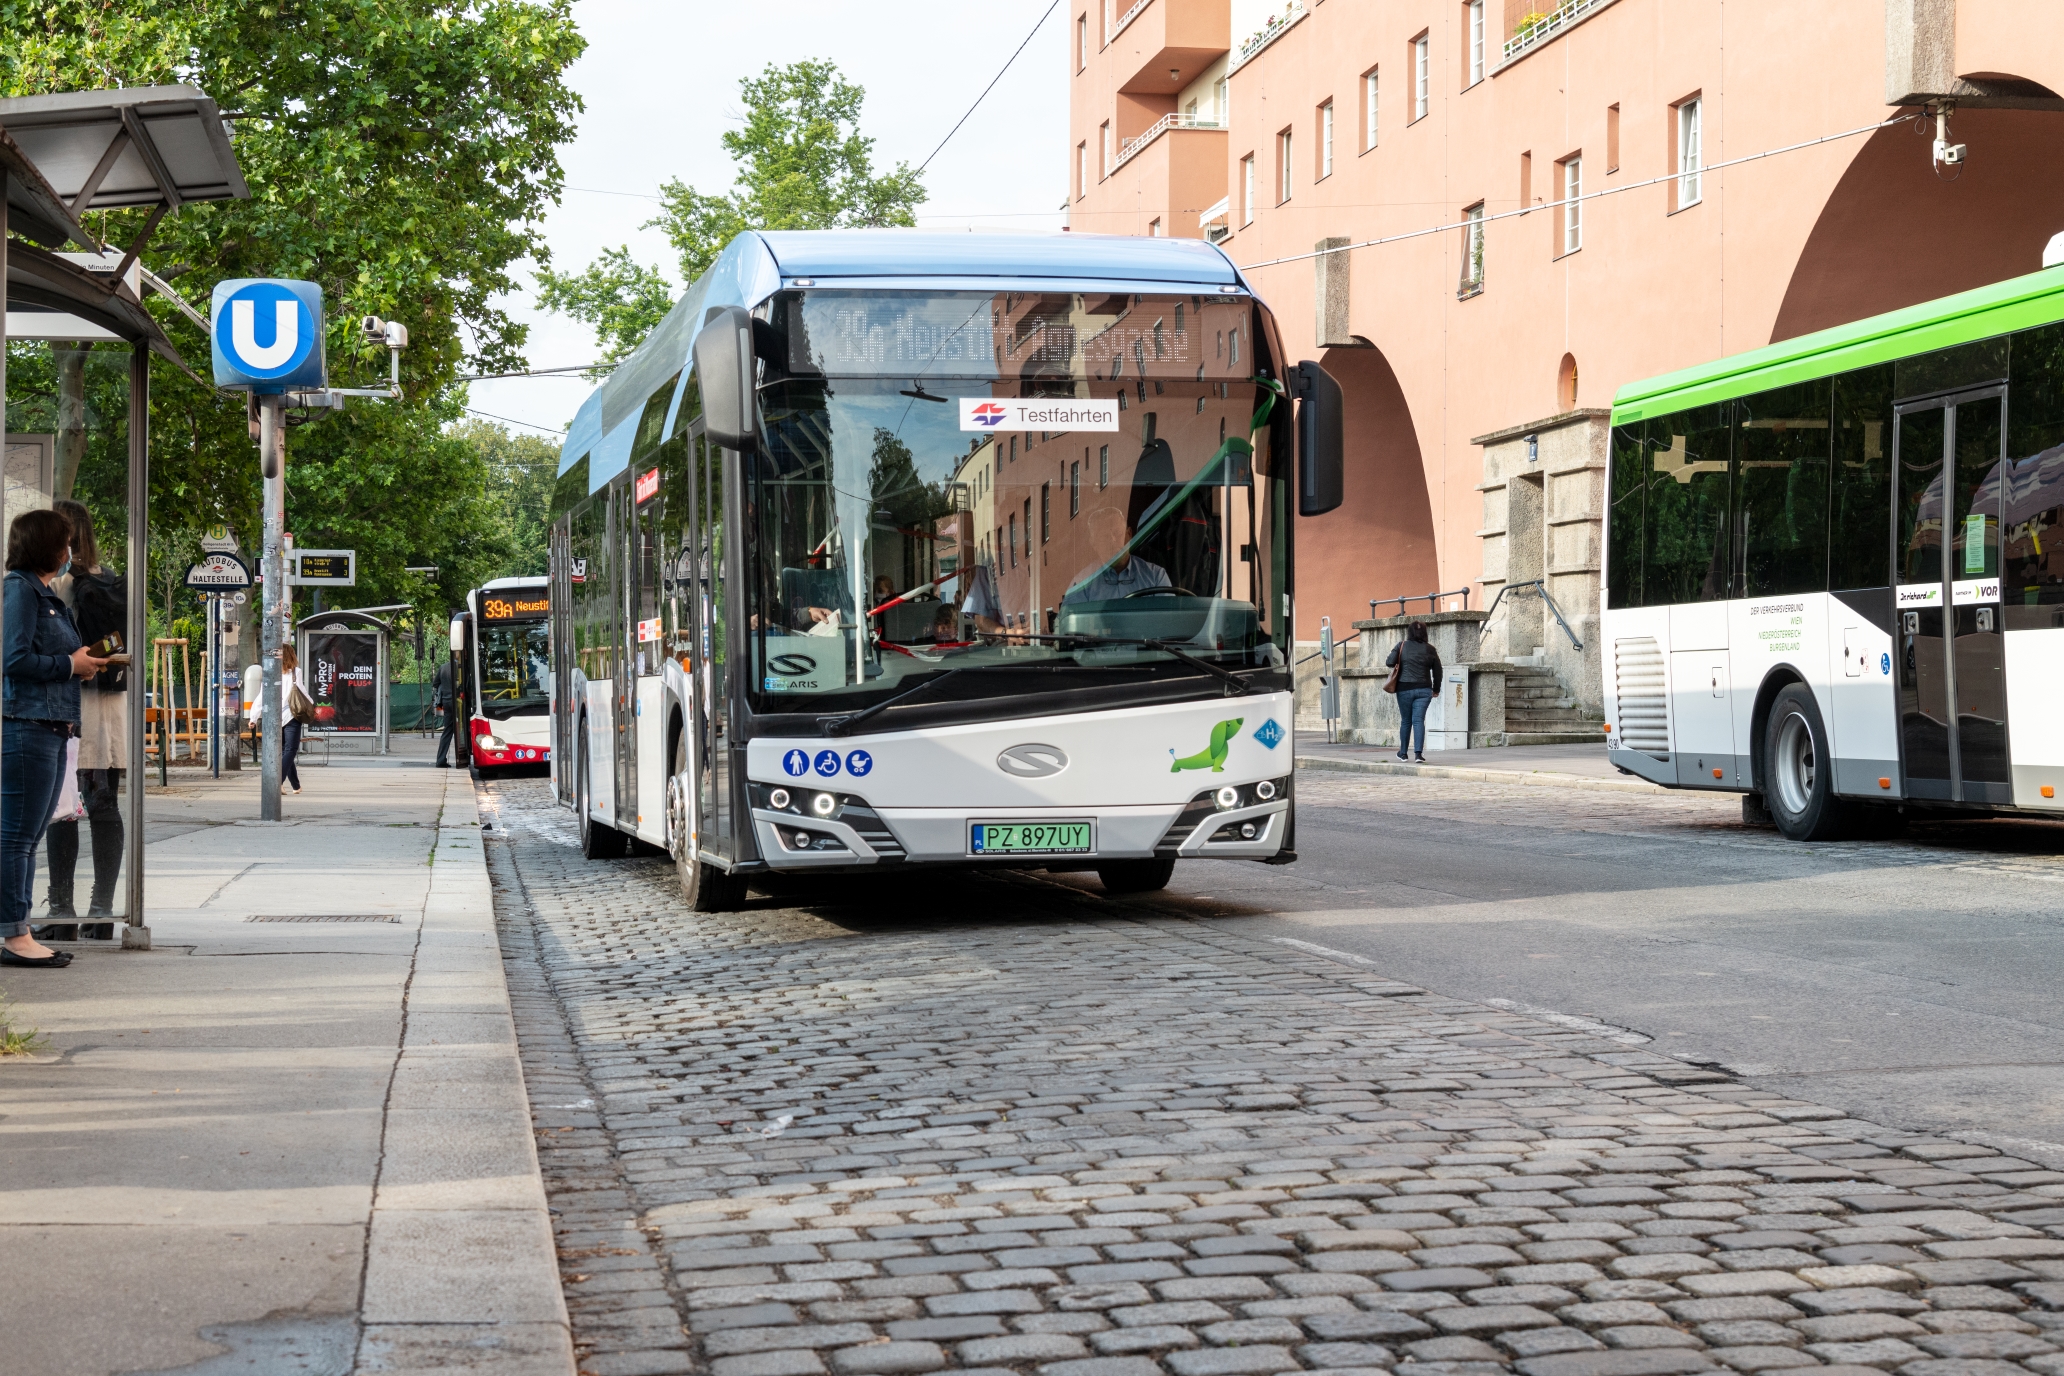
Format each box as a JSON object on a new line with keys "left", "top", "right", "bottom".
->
{"left": 2, "top": 509, "right": 107, "bottom": 968}
{"left": 432, "top": 656, "right": 456, "bottom": 767}
{"left": 1385, "top": 621, "right": 1443, "bottom": 764}
{"left": 43, "top": 500, "right": 126, "bottom": 940}
{"left": 241, "top": 642, "right": 310, "bottom": 793}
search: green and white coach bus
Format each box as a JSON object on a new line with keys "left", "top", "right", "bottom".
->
{"left": 546, "top": 231, "right": 1343, "bottom": 908}
{"left": 1603, "top": 265, "right": 2064, "bottom": 840}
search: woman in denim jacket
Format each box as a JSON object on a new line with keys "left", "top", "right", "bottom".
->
{"left": 3, "top": 508, "right": 108, "bottom": 967}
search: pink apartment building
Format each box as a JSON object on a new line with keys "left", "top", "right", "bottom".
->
{"left": 1069, "top": 0, "right": 2064, "bottom": 712}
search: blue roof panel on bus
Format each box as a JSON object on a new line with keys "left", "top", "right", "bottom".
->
{"left": 757, "top": 230, "right": 1241, "bottom": 286}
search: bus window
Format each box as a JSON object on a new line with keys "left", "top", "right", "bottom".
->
{"left": 1830, "top": 364, "right": 1893, "bottom": 591}
{"left": 1734, "top": 379, "right": 1830, "bottom": 599}
{"left": 2007, "top": 323, "right": 2064, "bottom": 629}
{"left": 1641, "top": 403, "right": 1733, "bottom": 606}
{"left": 1606, "top": 420, "right": 1646, "bottom": 609}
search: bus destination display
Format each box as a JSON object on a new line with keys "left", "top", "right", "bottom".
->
{"left": 481, "top": 593, "right": 549, "bottom": 622}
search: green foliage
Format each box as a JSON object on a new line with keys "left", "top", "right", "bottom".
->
{"left": 0, "top": 0, "right": 587, "bottom": 629}
{"left": 0, "top": 987, "right": 46, "bottom": 1057}
{"left": 450, "top": 418, "right": 557, "bottom": 578}
{"left": 538, "top": 59, "right": 925, "bottom": 362}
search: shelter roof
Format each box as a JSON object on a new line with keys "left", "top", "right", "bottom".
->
{"left": 298, "top": 610, "right": 394, "bottom": 634}
{"left": 0, "top": 86, "right": 249, "bottom": 213}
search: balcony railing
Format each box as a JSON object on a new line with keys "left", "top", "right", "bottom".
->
{"left": 1109, "top": 0, "right": 1153, "bottom": 43}
{"left": 1229, "top": 2, "right": 1306, "bottom": 73}
{"left": 1110, "top": 111, "right": 1225, "bottom": 174}
{"left": 1501, "top": 0, "right": 1614, "bottom": 65}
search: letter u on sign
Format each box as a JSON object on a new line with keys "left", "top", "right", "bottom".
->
{"left": 231, "top": 299, "right": 299, "bottom": 369}
{"left": 210, "top": 279, "right": 327, "bottom": 392}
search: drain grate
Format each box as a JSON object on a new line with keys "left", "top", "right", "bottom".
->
{"left": 246, "top": 914, "right": 400, "bottom": 924}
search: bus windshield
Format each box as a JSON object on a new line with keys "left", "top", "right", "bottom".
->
{"left": 478, "top": 621, "right": 550, "bottom": 719}
{"left": 745, "top": 289, "right": 1290, "bottom": 716}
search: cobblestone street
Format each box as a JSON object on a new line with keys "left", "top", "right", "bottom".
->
{"left": 482, "top": 773, "right": 2064, "bottom": 1376}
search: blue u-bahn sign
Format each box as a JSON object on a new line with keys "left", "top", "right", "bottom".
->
{"left": 211, "top": 279, "right": 326, "bottom": 392}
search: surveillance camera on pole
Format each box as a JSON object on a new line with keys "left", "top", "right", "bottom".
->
{"left": 211, "top": 280, "right": 409, "bottom": 820}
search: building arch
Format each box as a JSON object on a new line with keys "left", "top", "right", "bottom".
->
{"left": 1772, "top": 108, "right": 2064, "bottom": 343}
{"left": 1294, "top": 344, "right": 1438, "bottom": 639}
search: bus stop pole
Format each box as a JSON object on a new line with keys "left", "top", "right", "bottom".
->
{"left": 259, "top": 396, "right": 285, "bottom": 821}
{"left": 123, "top": 342, "right": 150, "bottom": 949}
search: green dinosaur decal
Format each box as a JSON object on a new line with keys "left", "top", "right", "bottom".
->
{"left": 1170, "top": 718, "right": 1244, "bottom": 773}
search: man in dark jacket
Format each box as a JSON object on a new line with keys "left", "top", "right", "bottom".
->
{"left": 433, "top": 658, "right": 457, "bottom": 768}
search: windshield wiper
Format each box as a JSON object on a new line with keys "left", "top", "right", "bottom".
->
{"left": 1017, "top": 633, "right": 1254, "bottom": 696}
{"left": 819, "top": 670, "right": 963, "bottom": 737}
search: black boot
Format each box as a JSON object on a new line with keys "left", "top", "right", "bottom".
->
{"left": 85, "top": 816, "right": 124, "bottom": 937}
{"left": 44, "top": 818, "right": 79, "bottom": 934}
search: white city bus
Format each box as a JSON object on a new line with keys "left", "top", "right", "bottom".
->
{"left": 450, "top": 576, "right": 552, "bottom": 772}
{"left": 546, "top": 231, "right": 1342, "bottom": 908}
{"left": 1602, "top": 266, "right": 2064, "bottom": 839}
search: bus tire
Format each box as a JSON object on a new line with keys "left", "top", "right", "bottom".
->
{"left": 671, "top": 733, "right": 745, "bottom": 911}
{"left": 1097, "top": 857, "right": 1175, "bottom": 894}
{"left": 577, "top": 728, "right": 627, "bottom": 860}
{"left": 1763, "top": 684, "right": 1844, "bottom": 842}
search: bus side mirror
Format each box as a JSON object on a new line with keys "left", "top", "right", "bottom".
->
{"left": 694, "top": 306, "right": 759, "bottom": 454}
{"left": 1293, "top": 360, "right": 1344, "bottom": 517}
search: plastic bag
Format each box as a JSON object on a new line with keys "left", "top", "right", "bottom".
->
{"left": 52, "top": 736, "right": 83, "bottom": 821}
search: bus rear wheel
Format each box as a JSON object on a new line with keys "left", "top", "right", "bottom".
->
{"left": 671, "top": 733, "right": 745, "bottom": 911}
{"left": 577, "top": 728, "right": 627, "bottom": 860}
{"left": 1764, "top": 684, "right": 1846, "bottom": 842}
{"left": 1096, "top": 857, "right": 1175, "bottom": 894}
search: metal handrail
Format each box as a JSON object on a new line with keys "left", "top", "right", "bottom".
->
{"left": 1110, "top": 111, "right": 1224, "bottom": 174}
{"left": 1367, "top": 587, "right": 1472, "bottom": 619}
{"left": 1482, "top": 577, "right": 1584, "bottom": 651}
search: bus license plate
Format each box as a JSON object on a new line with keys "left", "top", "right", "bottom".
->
{"left": 970, "top": 821, "right": 1094, "bottom": 855}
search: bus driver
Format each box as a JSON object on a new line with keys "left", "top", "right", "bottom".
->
{"left": 1062, "top": 505, "right": 1170, "bottom": 605}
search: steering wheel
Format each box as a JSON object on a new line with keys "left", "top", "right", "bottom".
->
{"left": 1124, "top": 585, "right": 1196, "bottom": 598}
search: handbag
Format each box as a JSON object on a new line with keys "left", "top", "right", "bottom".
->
{"left": 287, "top": 680, "right": 318, "bottom": 725}
{"left": 53, "top": 736, "right": 84, "bottom": 821}
{"left": 1382, "top": 647, "right": 1402, "bottom": 694}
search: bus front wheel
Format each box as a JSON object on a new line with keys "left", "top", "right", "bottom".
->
{"left": 1097, "top": 857, "right": 1175, "bottom": 894}
{"left": 671, "top": 733, "right": 745, "bottom": 912}
{"left": 577, "top": 728, "right": 627, "bottom": 860}
{"left": 1764, "top": 685, "right": 1845, "bottom": 842}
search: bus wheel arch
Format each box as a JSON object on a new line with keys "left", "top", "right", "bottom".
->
{"left": 1746, "top": 665, "right": 1809, "bottom": 798}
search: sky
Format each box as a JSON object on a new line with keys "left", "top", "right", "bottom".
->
{"left": 465, "top": 0, "right": 1069, "bottom": 442}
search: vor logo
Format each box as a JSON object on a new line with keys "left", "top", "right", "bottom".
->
{"left": 996, "top": 743, "right": 1068, "bottom": 778}
{"left": 970, "top": 402, "right": 1008, "bottom": 427}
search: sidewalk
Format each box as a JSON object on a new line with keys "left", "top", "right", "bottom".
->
{"left": 1296, "top": 736, "right": 1664, "bottom": 792}
{"left": 0, "top": 747, "right": 572, "bottom": 1376}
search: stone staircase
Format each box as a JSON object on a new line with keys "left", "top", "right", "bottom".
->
{"left": 1501, "top": 664, "right": 1606, "bottom": 745}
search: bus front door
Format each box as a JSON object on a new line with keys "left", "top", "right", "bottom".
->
{"left": 1894, "top": 388, "right": 2010, "bottom": 804}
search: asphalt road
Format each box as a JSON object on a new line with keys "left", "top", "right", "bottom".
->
{"left": 1165, "top": 766, "right": 2064, "bottom": 1157}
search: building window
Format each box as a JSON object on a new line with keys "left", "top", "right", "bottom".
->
{"left": 1459, "top": 201, "right": 1485, "bottom": 294}
{"left": 1100, "top": 121, "right": 1113, "bottom": 176}
{"left": 1023, "top": 498, "right": 1032, "bottom": 560}
{"left": 1413, "top": 34, "right": 1429, "bottom": 120}
{"left": 1676, "top": 97, "right": 1703, "bottom": 208}
{"left": 1009, "top": 513, "right": 1018, "bottom": 566}
{"left": 1319, "top": 100, "right": 1334, "bottom": 178}
{"left": 1278, "top": 128, "right": 1293, "bottom": 203}
{"left": 1078, "top": 14, "right": 1088, "bottom": 70}
{"left": 1466, "top": 2, "right": 1484, "bottom": 85}
{"left": 1215, "top": 76, "right": 1228, "bottom": 124}
{"left": 1606, "top": 103, "right": 1621, "bottom": 173}
{"left": 1041, "top": 483, "right": 1051, "bottom": 543}
{"left": 1362, "top": 67, "right": 1379, "bottom": 149}
{"left": 1241, "top": 154, "right": 1255, "bottom": 224}
{"left": 1148, "top": 217, "right": 1162, "bottom": 236}
{"left": 1071, "top": 460, "right": 1081, "bottom": 515}
{"left": 1519, "top": 150, "right": 1532, "bottom": 209}
{"left": 1076, "top": 142, "right": 1087, "bottom": 199}
{"left": 1102, "top": 0, "right": 1113, "bottom": 42}
{"left": 1099, "top": 444, "right": 1109, "bottom": 487}
{"left": 1561, "top": 155, "right": 1583, "bottom": 253}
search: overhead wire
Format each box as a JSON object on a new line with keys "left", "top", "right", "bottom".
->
{"left": 1234, "top": 112, "right": 1922, "bottom": 273}
{"left": 919, "top": 0, "right": 1061, "bottom": 173}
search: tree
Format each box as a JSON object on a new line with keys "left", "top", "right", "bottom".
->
{"left": 538, "top": 58, "right": 925, "bottom": 364}
{"left": 450, "top": 418, "right": 559, "bottom": 579}
{"left": 0, "top": 0, "right": 586, "bottom": 626}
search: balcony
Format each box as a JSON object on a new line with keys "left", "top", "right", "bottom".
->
{"left": 1109, "top": 0, "right": 1229, "bottom": 96}
{"left": 1111, "top": 110, "right": 1223, "bottom": 174}
{"left": 1497, "top": 0, "right": 1619, "bottom": 71}
{"left": 1228, "top": 1, "right": 1306, "bottom": 74}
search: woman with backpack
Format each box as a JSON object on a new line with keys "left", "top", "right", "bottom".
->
{"left": 43, "top": 500, "right": 127, "bottom": 938}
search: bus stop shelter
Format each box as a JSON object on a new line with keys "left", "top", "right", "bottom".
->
{"left": 0, "top": 87, "right": 249, "bottom": 950}
{"left": 297, "top": 608, "right": 394, "bottom": 754}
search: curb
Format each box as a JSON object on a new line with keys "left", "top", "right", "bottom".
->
{"left": 1295, "top": 752, "right": 1666, "bottom": 794}
{"left": 356, "top": 771, "right": 576, "bottom": 1373}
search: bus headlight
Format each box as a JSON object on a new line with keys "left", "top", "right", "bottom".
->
{"left": 769, "top": 788, "right": 791, "bottom": 810}
{"left": 478, "top": 735, "right": 506, "bottom": 752}
{"left": 812, "top": 792, "right": 837, "bottom": 817}
{"left": 1255, "top": 779, "right": 1277, "bottom": 800}
{"left": 1214, "top": 785, "right": 1240, "bottom": 810}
